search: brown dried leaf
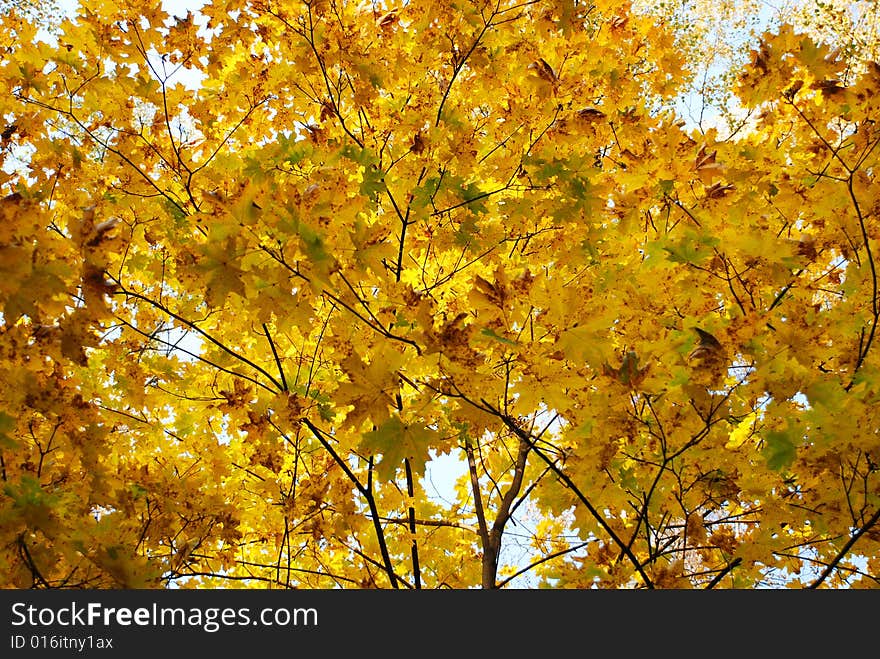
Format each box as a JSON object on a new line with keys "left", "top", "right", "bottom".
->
{"left": 688, "top": 328, "right": 726, "bottom": 370}
{"left": 783, "top": 79, "right": 804, "bottom": 100}
{"left": 810, "top": 79, "right": 846, "bottom": 96}
{"left": 695, "top": 145, "right": 717, "bottom": 170}
{"left": 377, "top": 10, "right": 398, "bottom": 28}
{"left": 751, "top": 40, "right": 771, "bottom": 74}
{"left": 528, "top": 58, "right": 558, "bottom": 84}
{"left": 705, "top": 182, "right": 735, "bottom": 199}
{"left": 319, "top": 100, "right": 336, "bottom": 122}
{"left": 576, "top": 107, "right": 606, "bottom": 123}
{"left": 410, "top": 131, "right": 426, "bottom": 154}
{"left": 305, "top": 124, "right": 325, "bottom": 144}
{"left": 82, "top": 264, "right": 118, "bottom": 297}
{"left": 86, "top": 217, "right": 121, "bottom": 247}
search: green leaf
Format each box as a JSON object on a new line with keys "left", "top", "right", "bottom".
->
{"left": 359, "top": 164, "right": 385, "bottom": 201}
{"left": 459, "top": 181, "right": 489, "bottom": 215}
{"left": 805, "top": 379, "right": 845, "bottom": 410}
{"left": 3, "top": 476, "right": 59, "bottom": 529}
{"left": 163, "top": 198, "right": 186, "bottom": 222}
{"left": 479, "top": 327, "right": 519, "bottom": 345}
{"left": 763, "top": 430, "right": 797, "bottom": 471}
{"left": 340, "top": 147, "right": 385, "bottom": 201}
{"left": 658, "top": 179, "right": 675, "bottom": 194}
{"left": 0, "top": 411, "right": 18, "bottom": 449}
{"left": 278, "top": 135, "right": 313, "bottom": 165}
{"left": 360, "top": 416, "right": 441, "bottom": 481}
{"left": 129, "top": 483, "right": 148, "bottom": 499}
{"left": 654, "top": 229, "right": 717, "bottom": 265}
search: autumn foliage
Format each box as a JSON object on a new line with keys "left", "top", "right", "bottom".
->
{"left": 1, "top": 0, "right": 879, "bottom": 589}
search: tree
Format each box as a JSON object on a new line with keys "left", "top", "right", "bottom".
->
{"left": 0, "top": 0, "right": 878, "bottom": 589}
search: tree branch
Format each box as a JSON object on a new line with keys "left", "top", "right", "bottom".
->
{"left": 301, "top": 419, "right": 399, "bottom": 588}
{"left": 808, "top": 506, "right": 880, "bottom": 588}
{"left": 477, "top": 399, "right": 655, "bottom": 588}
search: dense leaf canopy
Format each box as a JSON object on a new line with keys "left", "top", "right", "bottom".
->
{"left": 1, "top": 0, "right": 879, "bottom": 588}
